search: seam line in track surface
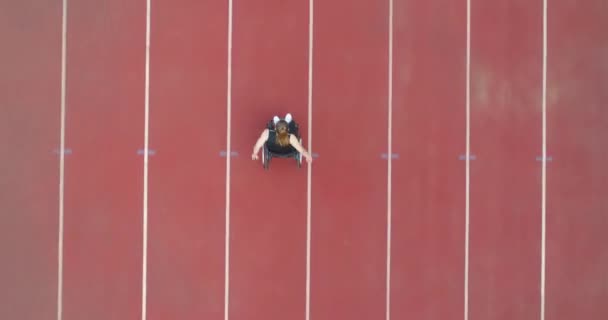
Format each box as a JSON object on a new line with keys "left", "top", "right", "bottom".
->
{"left": 225, "top": 1, "right": 233, "bottom": 320}
{"left": 141, "top": 0, "right": 152, "bottom": 319}
{"left": 540, "top": 1, "right": 548, "bottom": 319}
{"left": 306, "top": 1, "right": 313, "bottom": 320}
{"left": 57, "top": 1, "right": 68, "bottom": 319}
{"left": 385, "top": 1, "right": 394, "bottom": 320}
{"left": 464, "top": 1, "right": 471, "bottom": 320}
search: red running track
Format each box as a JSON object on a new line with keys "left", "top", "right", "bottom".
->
{"left": 311, "top": 0, "right": 389, "bottom": 319}
{"left": 468, "top": 1, "right": 543, "bottom": 319}
{"left": 1, "top": 1, "right": 607, "bottom": 320}
{"left": 390, "top": 1, "right": 466, "bottom": 319}
{"left": 61, "top": 0, "right": 145, "bottom": 318}
{"left": 0, "top": 1, "right": 62, "bottom": 318}
{"left": 229, "top": 1, "right": 309, "bottom": 320}
{"left": 546, "top": 1, "right": 608, "bottom": 319}
{"left": 147, "top": 1, "right": 227, "bottom": 319}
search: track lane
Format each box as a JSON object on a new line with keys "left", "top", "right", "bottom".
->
{"left": 229, "top": 1, "right": 309, "bottom": 319}
{"left": 468, "top": 1, "right": 543, "bottom": 319}
{"left": 62, "top": 1, "right": 146, "bottom": 318}
{"left": 390, "top": 0, "right": 467, "bottom": 319}
{"left": 546, "top": 1, "right": 608, "bottom": 318}
{"left": 0, "top": 2, "right": 62, "bottom": 319}
{"left": 146, "top": 1, "right": 228, "bottom": 319}
{"left": 310, "top": 1, "right": 389, "bottom": 320}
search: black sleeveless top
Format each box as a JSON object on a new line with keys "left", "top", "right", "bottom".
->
{"left": 267, "top": 130, "right": 295, "bottom": 154}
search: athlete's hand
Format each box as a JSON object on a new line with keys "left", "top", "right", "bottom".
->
{"left": 251, "top": 153, "right": 259, "bottom": 160}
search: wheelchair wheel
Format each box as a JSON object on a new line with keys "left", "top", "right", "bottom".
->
{"left": 262, "top": 145, "right": 270, "bottom": 170}
{"left": 296, "top": 138, "right": 302, "bottom": 168}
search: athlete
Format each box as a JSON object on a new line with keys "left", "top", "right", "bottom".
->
{"left": 251, "top": 113, "right": 313, "bottom": 163}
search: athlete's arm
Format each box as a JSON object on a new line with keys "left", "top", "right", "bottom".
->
{"left": 251, "top": 129, "right": 269, "bottom": 160}
{"left": 289, "top": 135, "right": 313, "bottom": 163}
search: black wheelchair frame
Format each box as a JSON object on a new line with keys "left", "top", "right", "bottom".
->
{"left": 261, "top": 119, "right": 302, "bottom": 170}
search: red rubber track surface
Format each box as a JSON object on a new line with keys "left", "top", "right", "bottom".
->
{"left": 62, "top": 1, "right": 145, "bottom": 319}
{"left": 545, "top": 1, "right": 608, "bottom": 319}
{"left": 390, "top": 0, "right": 466, "bottom": 319}
{"left": 0, "top": 1, "right": 61, "bottom": 319}
{"left": 1, "top": 1, "right": 607, "bottom": 320}
{"left": 146, "top": 1, "right": 227, "bottom": 319}
{"left": 229, "top": 0, "right": 308, "bottom": 319}
{"left": 468, "top": 1, "right": 543, "bottom": 319}
{"left": 310, "top": 0, "right": 388, "bottom": 320}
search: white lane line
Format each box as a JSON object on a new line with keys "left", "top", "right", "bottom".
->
{"left": 57, "top": 1, "right": 68, "bottom": 319}
{"left": 141, "top": 0, "right": 151, "bottom": 319}
{"left": 540, "top": 0, "right": 548, "bottom": 319}
{"left": 306, "top": 1, "right": 313, "bottom": 320}
{"left": 225, "top": 1, "right": 233, "bottom": 320}
{"left": 464, "top": 0, "right": 471, "bottom": 320}
{"left": 385, "top": 1, "right": 394, "bottom": 320}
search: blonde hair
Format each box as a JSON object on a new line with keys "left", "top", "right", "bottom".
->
{"left": 275, "top": 120, "right": 290, "bottom": 147}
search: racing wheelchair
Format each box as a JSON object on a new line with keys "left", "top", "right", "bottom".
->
{"left": 261, "top": 118, "right": 303, "bottom": 170}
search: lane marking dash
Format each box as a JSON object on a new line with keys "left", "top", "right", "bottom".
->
{"left": 381, "top": 153, "right": 398, "bottom": 159}
{"left": 54, "top": 148, "right": 72, "bottom": 155}
{"left": 138, "top": 149, "right": 156, "bottom": 156}
{"left": 459, "top": 154, "right": 476, "bottom": 161}
{"left": 220, "top": 150, "right": 238, "bottom": 157}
